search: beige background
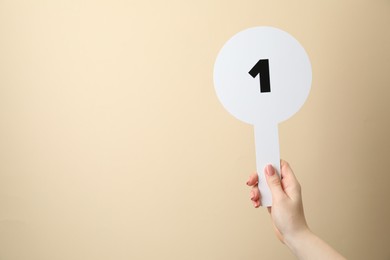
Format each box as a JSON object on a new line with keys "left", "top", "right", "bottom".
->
{"left": 0, "top": 0, "right": 389, "bottom": 259}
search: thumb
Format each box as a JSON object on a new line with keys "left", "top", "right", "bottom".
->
{"left": 265, "top": 164, "right": 285, "bottom": 200}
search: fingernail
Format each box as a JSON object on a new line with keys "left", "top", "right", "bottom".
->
{"left": 246, "top": 176, "right": 252, "bottom": 185}
{"left": 265, "top": 164, "right": 275, "bottom": 176}
{"left": 250, "top": 190, "right": 255, "bottom": 200}
{"left": 252, "top": 200, "right": 257, "bottom": 207}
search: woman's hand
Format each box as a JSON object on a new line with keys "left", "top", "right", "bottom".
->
{"left": 246, "top": 160, "right": 346, "bottom": 260}
{"left": 246, "top": 160, "right": 308, "bottom": 243}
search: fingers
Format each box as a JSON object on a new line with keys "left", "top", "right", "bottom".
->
{"left": 280, "top": 160, "right": 301, "bottom": 199}
{"left": 250, "top": 187, "right": 260, "bottom": 208}
{"left": 246, "top": 160, "right": 298, "bottom": 209}
{"left": 246, "top": 172, "right": 258, "bottom": 186}
{"left": 264, "top": 164, "right": 285, "bottom": 200}
{"left": 246, "top": 173, "right": 260, "bottom": 208}
{"left": 280, "top": 160, "right": 297, "bottom": 182}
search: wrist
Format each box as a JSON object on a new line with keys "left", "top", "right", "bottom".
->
{"left": 283, "top": 227, "right": 314, "bottom": 255}
{"left": 283, "top": 227, "right": 347, "bottom": 260}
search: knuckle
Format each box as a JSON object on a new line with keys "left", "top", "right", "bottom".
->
{"left": 270, "top": 176, "right": 281, "bottom": 186}
{"left": 281, "top": 160, "right": 290, "bottom": 169}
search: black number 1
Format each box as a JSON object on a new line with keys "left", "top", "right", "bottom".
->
{"left": 248, "top": 59, "right": 271, "bottom": 93}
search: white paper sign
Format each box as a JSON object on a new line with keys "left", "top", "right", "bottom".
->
{"left": 213, "top": 26, "right": 312, "bottom": 207}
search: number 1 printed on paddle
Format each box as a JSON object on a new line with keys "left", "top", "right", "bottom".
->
{"left": 213, "top": 27, "right": 312, "bottom": 207}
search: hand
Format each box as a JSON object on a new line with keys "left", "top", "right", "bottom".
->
{"left": 246, "top": 160, "right": 308, "bottom": 244}
{"left": 246, "top": 160, "right": 346, "bottom": 260}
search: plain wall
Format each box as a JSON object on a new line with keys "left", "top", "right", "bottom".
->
{"left": 1, "top": 0, "right": 389, "bottom": 259}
